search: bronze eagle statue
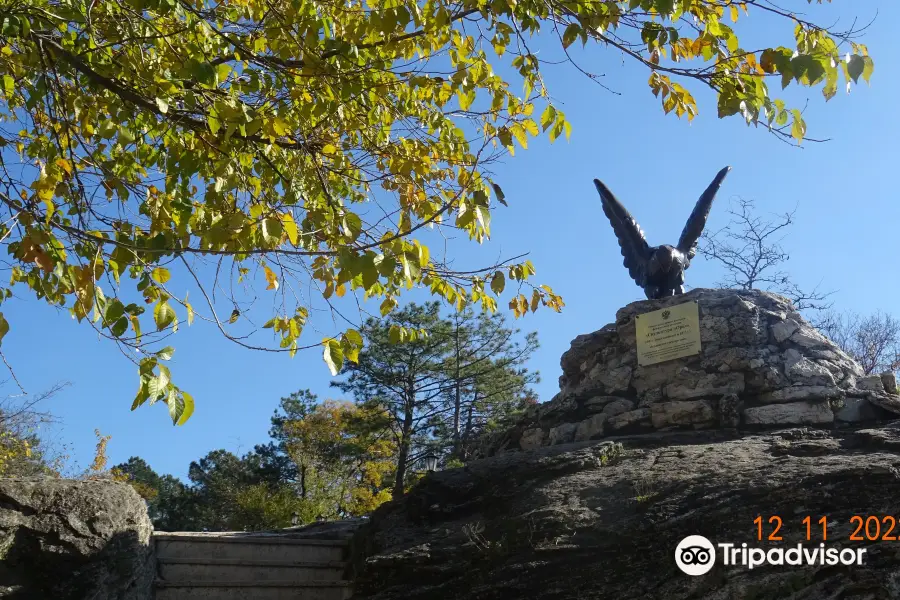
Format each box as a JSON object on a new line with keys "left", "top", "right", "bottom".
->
{"left": 594, "top": 166, "right": 731, "bottom": 300}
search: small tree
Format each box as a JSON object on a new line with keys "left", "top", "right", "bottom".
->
{"left": 333, "top": 303, "right": 453, "bottom": 498}
{"left": 817, "top": 311, "right": 900, "bottom": 375}
{"left": 441, "top": 309, "right": 539, "bottom": 460}
{"left": 0, "top": 382, "right": 69, "bottom": 477}
{"left": 699, "top": 197, "right": 832, "bottom": 314}
{"left": 280, "top": 397, "right": 396, "bottom": 517}
{"left": 114, "top": 456, "right": 205, "bottom": 531}
{"left": 334, "top": 302, "right": 539, "bottom": 495}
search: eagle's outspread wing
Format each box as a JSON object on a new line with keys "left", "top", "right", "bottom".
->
{"left": 677, "top": 166, "right": 731, "bottom": 259}
{"left": 594, "top": 179, "right": 651, "bottom": 285}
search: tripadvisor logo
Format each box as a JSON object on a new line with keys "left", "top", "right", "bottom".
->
{"left": 675, "top": 535, "right": 715, "bottom": 576}
{"left": 675, "top": 535, "right": 867, "bottom": 576}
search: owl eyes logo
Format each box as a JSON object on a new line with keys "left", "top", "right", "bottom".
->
{"left": 662, "top": 310, "right": 671, "bottom": 320}
{"left": 680, "top": 546, "right": 712, "bottom": 565}
{"left": 675, "top": 535, "right": 716, "bottom": 575}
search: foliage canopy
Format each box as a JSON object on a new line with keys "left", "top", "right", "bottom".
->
{"left": 0, "top": 0, "right": 873, "bottom": 422}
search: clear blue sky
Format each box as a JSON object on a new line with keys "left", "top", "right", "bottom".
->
{"left": 5, "top": 2, "right": 896, "bottom": 480}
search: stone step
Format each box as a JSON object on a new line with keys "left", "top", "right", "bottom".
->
{"left": 154, "top": 580, "right": 353, "bottom": 600}
{"left": 154, "top": 533, "right": 347, "bottom": 563}
{"left": 158, "top": 557, "right": 347, "bottom": 583}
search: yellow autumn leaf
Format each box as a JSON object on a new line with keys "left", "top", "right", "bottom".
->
{"left": 281, "top": 212, "right": 299, "bottom": 246}
{"left": 263, "top": 263, "right": 279, "bottom": 290}
{"left": 55, "top": 158, "right": 73, "bottom": 175}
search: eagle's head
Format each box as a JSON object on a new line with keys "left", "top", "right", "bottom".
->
{"left": 650, "top": 245, "right": 686, "bottom": 274}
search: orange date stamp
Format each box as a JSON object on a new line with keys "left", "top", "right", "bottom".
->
{"left": 755, "top": 515, "right": 900, "bottom": 542}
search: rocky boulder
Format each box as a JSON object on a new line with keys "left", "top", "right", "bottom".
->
{"left": 350, "top": 425, "right": 900, "bottom": 600}
{"left": 484, "top": 289, "right": 900, "bottom": 454}
{"left": 0, "top": 478, "right": 154, "bottom": 599}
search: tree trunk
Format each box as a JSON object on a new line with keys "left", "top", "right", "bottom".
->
{"left": 393, "top": 394, "right": 415, "bottom": 499}
{"left": 300, "top": 464, "right": 307, "bottom": 499}
{"left": 461, "top": 388, "right": 477, "bottom": 460}
{"left": 452, "top": 316, "right": 462, "bottom": 458}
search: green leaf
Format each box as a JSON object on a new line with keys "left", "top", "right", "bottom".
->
{"left": 147, "top": 371, "right": 168, "bottom": 401}
{"left": 130, "top": 315, "right": 142, "bottom": 343}
{"left": 208, "top": 114, "right": 221, "bottom": 134}
{"left": 345, "top": 328, "right": 363, "bottom": 347}
{"left": 132, "top": 381, "right": 149, "bottom": 410}
{"left": 0, "top": 313, "right": 9, "bottom": 345}
{"left": 492, "top": 183, "right": 507, "bottom": 207}
{"left": 847, "top": 54, "right": 864, "bottom": 83}
{"left": 323, "top": 338, "right": 343, "bottom": 375}
{"left": 104, "top": 299, "right": 125, "bottom": 325}
{"left": 491, "top": 271, "right": 505, "bottom": 295}
{"left": 344, "top": 345, "right": 360, "bottom": 364}
{"left": 540, "top": 105, "right": 557, "bottom": 132}
{"left": 151, "top": 267, "right": 170, "bottom": 284}
{"left": 380, "top": 297, "right": 397, "bottom": 316}
{"left": 342, "top": 213, "right": 363, "bottom": 240}
{"left": 562, "top": 24, "right": 580, "bottom": 50}
{"left": 262, "top": 217, "right": 283, "bottom": 244}
{"left": 790, "top": 109, "right": 806, "bottom": 144}
{"left": 510, "top": 124, "right": 528, "bottom": 149}
{"left": 111, "top": 317, "right": 128, "bottom": 337}
{"left": 861, "top": 56, "right": 874, "bottom": 84}
{"left": 157, "top": 346, "right": 175, "bottom": 360}
{"left": 154, "top": 301, "right": 176, "bottom": 331}
{"left": 791, "top": 55, "right": 826, "bottom": 85}
{"left": 156, "top": 97, "right": 169, "bottom": 114}
{"left": 118, "top": 126, "right": 136, "bottom": 145}
{"left": 170, "top": 390, "right": 194, "bottom": 426}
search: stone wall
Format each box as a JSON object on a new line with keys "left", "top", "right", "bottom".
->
{"left": 487, "top": 289, "right": 900, "bottom": 454}
{"left": 0, "top": 477, "right": 154, "bottom": 599}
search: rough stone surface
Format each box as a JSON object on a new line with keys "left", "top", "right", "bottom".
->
{"left": 858, "top": 375, "right": 886, "bottom": 393}
{"left": 866, "top": 393, "right": 900, "bottom": 415}
{"left": 548, "top": 423, "right": 577, "bottom": 446}
{"left": 882, "top": 372, "right": 898, "bottom": 395}
{"left": 483, "top": 289, "right": 899, "bottom": 456}
{"left": 743, "top": 401, "right": 834, "bottom": 426}
{"left": 606, "top": 408, "right": 651, "bottom": 433}
{"left": 650, "top": 399, "right": 715, "bottom": 429}
{"left": 665, "top": 371, "right": 744, "bottom": 401}
{"left": 758, "top": 385, "right": 844, "bottom": 404}
{"left": 0, "top": 478, "right": 154, "bottom": 600}
{"left": 351, "top": 426, "right": 900, "bottom": 600}
{"left": 718, "top": 393, "right": 742, "bottom": 428}
{"left": 601, "top": 398, "right": 634, "bottom": 417}
{"left": 519, "top": 428, "right": 544, "bottom": 450}
{"left": 573, "top": 414, "right": 606, "bottom": 442}
{"left": 834, "top": 398, "right": 880, "bottom": 423}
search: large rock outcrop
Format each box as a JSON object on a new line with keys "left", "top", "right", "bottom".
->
{"left": 0, "top": 478, "right": 154, "bottom": 599}
{"left": 349, "top": 289, "right": 900, "bottom": 599}
{"left": 485, "top": 289, "right": 900, "bottom": 454}
{"left": 350, "top": 425, "right": 900, "bottom": 600}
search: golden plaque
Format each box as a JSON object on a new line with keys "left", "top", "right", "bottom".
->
{"left": 635, "top": 301, "right": 701, "bottom": 366}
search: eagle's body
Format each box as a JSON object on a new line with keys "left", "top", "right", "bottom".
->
{"left": 594, "top": 167, "right": 731, "bottom": 300}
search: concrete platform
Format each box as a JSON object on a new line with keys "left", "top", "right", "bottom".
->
{"left": 153, "top": 530, "right": 352, "bottom": 599}
{"left": 158, "top": 557, "right": 347, "bottom": 582}
{"left": 154, "top": 580, "right": 353, "bottom": 600}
